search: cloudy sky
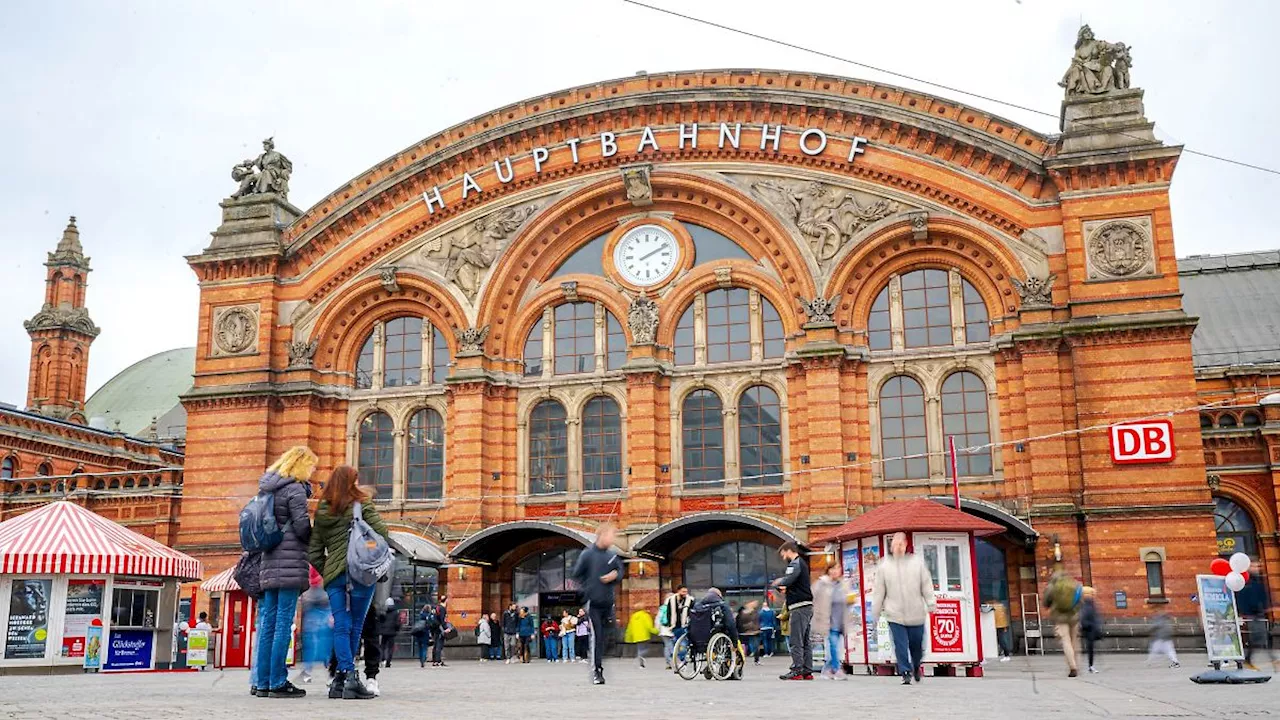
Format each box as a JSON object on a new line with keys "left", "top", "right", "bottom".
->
{"left": 0, "top": 0, "right": 1276, "bottom": 406}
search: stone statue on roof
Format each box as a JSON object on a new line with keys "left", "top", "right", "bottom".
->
{"left": 1059, "top": 25, "right": 1133, "bottom": 96}
{"left": 231, "top": 137, "right": 294, "bottom": 200}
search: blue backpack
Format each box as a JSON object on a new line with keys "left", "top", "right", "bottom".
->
{"left": 239, "top": 491, "right": 284, "bottom": 552}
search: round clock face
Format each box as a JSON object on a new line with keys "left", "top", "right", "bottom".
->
{"left": 613, "top": 224, "right": 680, "bottom": 286}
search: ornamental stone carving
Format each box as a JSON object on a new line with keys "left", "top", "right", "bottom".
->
{"left": 752, "top": 179, "right": 899, "bottom": 266}
{"left": 1011, "top": 273, "right": 1056, "bottom": 308}
{"left": 560, "top": 281, "right": 579, "bottom": 302}
{"left": 419, "top": 203, "right": 540, "bottom": 301}
{"left": 211, "top": 304, "right": 259, "bottom": 357}
{"left": 1059, "top": 25, "right": 1132, "bottom": 97}
{"left": 627, "top": 295, "right": 659, "bottom": 345}
{"left": 380, "top": 266, "right": 401, "bottom": 293}
{"left": 1083, "top": 216, "right": 1155, "bottom": 280}
{"left": 230, "top": 137, "right": 293, "bottom": 200}
{"left": 798, "top": 295, "right": 839, "bottom": 326}
{"left": 454, "top": 325, "right": 489, "bottom": 356}
{"left": 620, "top": 164, "right": 653, "bottom": 207}
{"left": 287, "top": 339, "right": 318, "bottom": 368}
{"left": 24, "top": 304, "right": 100, "bottom": 338}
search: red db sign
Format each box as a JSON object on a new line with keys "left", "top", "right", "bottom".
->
{"left": 1109, "top": 420, "right": 1175, "bottom": 464}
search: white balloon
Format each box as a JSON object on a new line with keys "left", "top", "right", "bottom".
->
{"left": 1225, "top": 571, "right": 1246, "bottom": 592}
{"left": 1229, "top": 552, "right": 1251, "bottom": 574}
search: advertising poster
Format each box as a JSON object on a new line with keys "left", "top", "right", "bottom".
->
{"left": 61, "top": 579, "right": 105, "bottom": 658}
{"left": 1195, "top": 574, "right": 1244, "bottom": 661}
{"left": 104, "top": 629, "right": 154, "bottom": 670}
{"left": 860, "top": 537, "right": 883, "bottom": 658}
{"left": 83, "top": 623, "right": 103, "bottom": 670}
{"left": 930, "top": 598, "right": 964, "bottom": 653}
{"left": 187, "top": 629, "right": 209, "bottom": 667}
{"left": 841, "top": 542, "right": 864, "bottom": 664}
{"left": 5, "top": 578, "right": 52, "bottom": 659}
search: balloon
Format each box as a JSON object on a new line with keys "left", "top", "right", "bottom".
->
{"left": 1241, "top": 571, "right": 1250, "bottom": 584}
{"left": 1225, "top": 571, "right": 1246, "bottom": 592}
{"left": 1230, "top": 552, "right": 1251, "bottom": 574}
{"left": 1210, "top": 558, "right": 1231, "bottom": 576}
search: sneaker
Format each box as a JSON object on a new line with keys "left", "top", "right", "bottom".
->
{"left": 342, "top": 671, "right": 376, "bottom": 700}
{"left": 1169, "top": 662, "right": 1180, "bottom": 669}
{"left": 1088, "top": 666, "right": 1098, "bottom": 674}
{"left": 592, "top": 669, "right": 606, "bottom": 685}
{"left": 249, "top": 687, "right": 258, "bottom": 697}
{"left": 637, "top": 656, "right": 645, "bottom": 668}
{"left": 999, "top": 656, "right": 1011, "bottom": 663}
{"left": 298, "top": 672, "right": 312, "bottom": 684}
{"left": 779, "top": 671, "right": 806, "bottom": 680}
{"left": 819, "top": 669, "right": 833, "bottom": 680}
{"left": 834, "top": 669, "right": 847, "bottom": 680}
{"left": 901, "top": 673, "right": 912, "bottom": 685}
{"left": 913, "top": 667, "right": 923, "bottom": 682}
{"left": 365, "top": 678, "right": 380, "bottom": 697}
{"left": 268, "top": 682, "right": 306, "bottom": 699}
{"left": 802, "top": 674, "right": 815, "bottom": 680}
{"left": 439, "top": 661, "right": 448, "bottom": 668}
{"left": 255, "top": 688, "right": 269, "bottom": 698}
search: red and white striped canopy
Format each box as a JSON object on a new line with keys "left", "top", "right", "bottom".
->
{"left": 0, "top": 501, "right": 202, "bottom": 580}
{"left": 200, "top": 566, "right": 240, "bottom": 593}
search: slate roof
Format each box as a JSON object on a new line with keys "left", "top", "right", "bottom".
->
{"left": 1178, "top": 251, "right": 1280, "bottom": 368}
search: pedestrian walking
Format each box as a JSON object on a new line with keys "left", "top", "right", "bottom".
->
{"left": 560, "top": 610, "right": 577, "bottom": 663}
{"left": 429, "top": 596, "right": 448, "bottom": 667}
{"left": 1146, "top": 610, "right": 1180, "bottom": 668}
{"left": 624, "top": 607, "right": 657, "bottom": 667}
{"left": 771, "top": 541, "right": 814, "bottom": 681}
{"left": 360, "top": 602, "right": 383, "bottom": 696}
{"left": 252, "top": 446, "right": 316, "bottom": 699}
{"left": 475, "top": 612, "right": 493, "bottom": 662}
{"left": 296, "top": 570, "right": 332, "bottom": 685}
{"left": 658, "top": 585, "right": 692, "bottom": 669}
{"left": 812, "top": 562, "right": 854, "bottom": 679}
{"left": 571, "top": 522, "right": 624, "bottom": 685}
{"left": 1237, "top": 562, "right": 1277, "bottom": 671}
{"left": 1078, "top": 587, "right": 1103, "bottom": 673}
{"left": 992, "top": 600, "right": 1012, "bottom": 661}
{"left": 736, "top": 601, "right": 762, "bottom": 664}
{"left": 575, "top": 608, "right": 592, "bottom": 662}
{"left": 758, "top": 601, "right": 777, "bottom": 657}
{"left": 377, "top": 598, "right": 400, "bottom": 668}
{"left": 1042, "top": 563, "right": 1083, "bottom": 677}
{"left": 518, "top": 606, "right": 536, "bottom": 662}
{"left": 541, "top": 615, "right": 560, "bottom": 662}
{"left": 502, "top": 603, "right": 520, "bottom": 663}
{"left": 871, "top": 532, "right": 936, "bottom": 685}
{"left": 308, "top": 464, "right": 392, "bottom": 700}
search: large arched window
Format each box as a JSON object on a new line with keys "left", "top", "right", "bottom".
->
{"left": 682, "top": 389, "right": 725, "bottom": 488}
{"left": 674, "top": 306, "right": 696, "bottom": 366}
{"left": 866, "top": 269, "right": 990, "bottom": 351}
{"left": 941, "top": 371, "right": 992, "bottom": 476}
{"left": 357, "top": 412, "right": 394, "bottom": 499}
{"left": 523, "top": 303, "right": 627, "bottom": 377}
{"left": 523, "top": 323, "right": 543, "bottom": 377}
{"left": 739, "top": 386, "right": 783, "bottom": 487}
{"left": 581, "top": 396, "right": 622, "bottom": 492}
{"left": 0, "top": 457, "right": 13, "bottom": 481}
{"left": 529, "top": 400, "right": 568, "bottom": 494}
{"left": 673, "top": 288, "right": 784, "bottom": 366}
{"left": 353, "top": 317, "right": 450, "bottom": 390}
{"left": 880, "top": 376, "right": 927, "bottom": 480}
{"left": 407, "top": 408, "right": 445, "bottom": 500}
{"left": 683, "top": 541, "right": 784, "bottom": 604}
{"left": 1214, "top": 497, "right": 1257, "bottom": 557}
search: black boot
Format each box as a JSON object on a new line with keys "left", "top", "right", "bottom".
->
{"left": 343, "top": 670, "right": 376, "bottom": 700}
{"left": 328, "top": 672, "right": 346, "bottom": 699}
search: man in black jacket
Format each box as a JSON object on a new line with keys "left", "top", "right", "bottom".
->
{"left": 501, "top": 603, "right": 520, "bottom": 663}
{"left": 771, "top": 541, "right": 814, "bottom": 680}
{"left": 571, "top": 522, "right": 624, "bottom": 686}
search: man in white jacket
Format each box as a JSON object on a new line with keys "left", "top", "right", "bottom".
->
{"left": 871, "top": 532, "right": 936, "bottom": 685}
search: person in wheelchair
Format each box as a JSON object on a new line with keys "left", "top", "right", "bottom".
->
{"left": 688, "top": 588, "right": 744, "bottom": 679}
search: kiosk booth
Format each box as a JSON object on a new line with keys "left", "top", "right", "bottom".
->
{"left": 199, "top": 567, "right": 255, "bottom": 669}
{"left": 0, "top": 501, "right": 202, "bottom": 673}
{"left": 812, "top": 499, "right": 1003, "bottom": 677}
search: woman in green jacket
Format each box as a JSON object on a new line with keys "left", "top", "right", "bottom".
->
{"left": 308, "top": 464, "right": 390, "bottom": 700}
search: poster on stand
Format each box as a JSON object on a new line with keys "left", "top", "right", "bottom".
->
{"left": 841, "top": 543, "right": 864, "bottom": 663}
{"left": 1195, "top": 574, "right": 1244, "bottom": 661}
{"left": 860, "top": 537, "right": 886, "bottom": 660}
{"left": 61, "top": 579, "right": 105, "bottom": 658}
{"left": 5, "top": 578, "right": 52, "bottom": 659}
{"left": 187, "top": 629, "right": 209, "bottom": 667}
{"left": 83, "top": 623, "right": 103, "bottom": 670}
{"left": 104, "top": 629, "right": 154, "bottom": 670}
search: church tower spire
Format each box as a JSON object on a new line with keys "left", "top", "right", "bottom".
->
{"left": 24, "top": 216, "right": 100, "bottom": 423}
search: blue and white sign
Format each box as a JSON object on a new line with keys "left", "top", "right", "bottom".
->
{"left": 104, "top": 629, "right": 154, "bottom": 671}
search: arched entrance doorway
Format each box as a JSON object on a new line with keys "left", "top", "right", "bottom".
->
{"left": 513, "top": 547, "right": 583, "bottom": 632}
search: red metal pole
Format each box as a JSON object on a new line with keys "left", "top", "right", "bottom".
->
{"left": 949, "top": 435, "right": 961, "bottom": 510}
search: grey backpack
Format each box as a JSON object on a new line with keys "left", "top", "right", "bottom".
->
{"left": 346, "top": 501, "right": 394, "bottom": 587}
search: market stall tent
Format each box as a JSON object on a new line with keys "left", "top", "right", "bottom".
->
{"left": 0, "top": 501, "right": 202, "bottom": 673}
{"left": 199, "top": 566, "right": 255, "bottom": 669}
{"left": 811, "top": 499, "right": 1003, "bottom": 677}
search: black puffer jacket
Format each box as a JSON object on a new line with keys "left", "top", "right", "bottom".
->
{"left": 257, "top": 471, "right": 313, "bottom": 591}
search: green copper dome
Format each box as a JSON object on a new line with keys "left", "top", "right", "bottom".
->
{"left": 85, "top": 347, "right": 195, "bottom": 438}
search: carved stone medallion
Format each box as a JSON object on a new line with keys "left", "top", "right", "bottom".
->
{"left": 212, "top": 304, "right": 259, "bottom": 357}
{"left": 1083, "top": 216, "right": 1155, "bottom": 280}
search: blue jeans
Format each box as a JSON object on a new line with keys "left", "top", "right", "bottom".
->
{"left": 544, "top": 635, "right": 558, "bottom": 660}
{"left": 325, "top": 574, "right": 376, "bottom": 674}
{"left": 416, "top": 636, "right": 429, "bottom": 664}
{"left": 255, "top": 588, "right": 301, "bottom": 690}
{"left": 826, "top": 629, "right": 843, "bottom": 672}
{"left": 744, "top": 635, "right": 759, "bottom": 657}
{"left": 562, "top": 635, "right": 575, "bottom": 661}
{"left": 762, "top": 628, "right": 775, "bottom": 656}
{"left": 888, "top": 622, "right": 925, "bottom": 677}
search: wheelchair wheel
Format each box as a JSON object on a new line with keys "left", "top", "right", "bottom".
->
{"left": 673, "top": 634, "right": 699, "bottom": 680}
{"left": 706, "top": 633, "right": 739, "bottom": 681}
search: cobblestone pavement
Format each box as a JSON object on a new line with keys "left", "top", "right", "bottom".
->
{"left": 0, "top": 654, "right": 1274, "bottom": 719}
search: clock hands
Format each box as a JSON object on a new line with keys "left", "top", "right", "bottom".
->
{"left": 638, "top": 245, "right": 667, "bottom": 262}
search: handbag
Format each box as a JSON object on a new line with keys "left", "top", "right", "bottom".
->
{"left": 443, "top": 622, "right": 458, "bottom": 641}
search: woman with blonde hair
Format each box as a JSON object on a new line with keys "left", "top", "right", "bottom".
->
{"left": 254, "top": 446, "right": 317, "bottom": 699}
{"left": 309, "top": 465, "right": 391, "bottom": 700}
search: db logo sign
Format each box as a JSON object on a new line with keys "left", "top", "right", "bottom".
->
{"left": 1109, "top": 420, "right": 1175, "bottom": 464}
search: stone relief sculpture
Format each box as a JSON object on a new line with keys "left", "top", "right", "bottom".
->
{"left": 752, "top": 180, "right": 899, "bottom": 265}
{"left": 1059, "top": 25, "right": 1133, "bottom": 96}
{"left": 798, "top": 295, "right": 839, "bottom": 325}
{"left": 1084, "top": 217, "right": 1154, "bottom": 280}
{"left": 287, "top": 339, "right": 319, "bottom": 368}
{"left": 231, "top": 138, "right": 294, "bottom": 200}
{"left": 454, "top": 325, "right": 489, "bottom": 355}
{"left": 627, "top": 295, "right": 659, "bottom": 345}
{"left": 420, "top": 204, "right": 539, "bottom": 301}
{"left": 212, "top": 305, "right": 258, "bottom": 356}
{"left": 620, "top": 165, "right": 653, "bottom": 207}
{"left": 379, "top": 266, "right": 401, "bottom": 294}
{"left": 1011, "top": 274, "right": 1056, "bottom": 308}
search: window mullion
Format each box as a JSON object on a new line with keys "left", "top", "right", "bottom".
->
{"left": 372, "top": 323, "right": 386, "bottom": 390}
{"left": 422, "top": 322, "right": 433, "bottom": 384}
{"left": 541, "top": 307, "right": 554, "bottom": 379}
{"left": 888, "top": 276, "right": 905, "bottom": 352}
{"left": 392, "top": 427, "right": 406, "bottom": 502}
{"left": 694, "top": 293, "right": 707, "bottom": 365}
{"left": 748, "top": 290, "right": 763, "bottom": 362}
{"left": 949, "top": 270, "right": 965, "bottom": 347}
{"left": 594, "top": 302, "right": 606, "bottom": 373}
